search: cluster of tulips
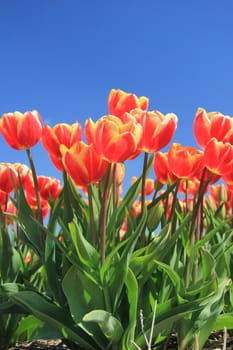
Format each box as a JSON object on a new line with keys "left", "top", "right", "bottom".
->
{"left": 1, "top": 89, "right": 233, "bottom": 232}
{"left": 0, "top": 89, "right": 233, "bottom": 350}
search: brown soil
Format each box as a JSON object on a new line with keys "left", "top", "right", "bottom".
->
{"left": 6, "top": 331, "right": 233, "bottom": 349}
{"left": 8, "top": 340, "right": 70, "bottom": 350}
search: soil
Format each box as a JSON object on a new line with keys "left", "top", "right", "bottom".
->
{"left": 8, "top": 340, "right": 70, "bottom": 350}
{"left": 6, "top": 331, "right": 233, "bottom": 349}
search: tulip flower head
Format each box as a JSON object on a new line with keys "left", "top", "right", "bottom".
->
{"left": 203, "top": 138, "right": 233, "bottom": 175}
{"left": 108, "top": 89, "right": 149, "bottom": 119}
{"left": 0, "top": 110, "right": 43, "bottom": 150}
{"left": 85, "top": 114, "right": 142, "bottom": 163}
{"left": 194, "top": 108, "right": 233, "bottom": 149}
{"left": 41, "top": 122, "right": 82, "bottom": 171}
{"left": 153, "top": 151, "right": 178, "bottom": 185}
{"left": 168, "top": 143, "right": 204, "bottom": 180}
{"left": 0, "top": 163, "right": 18, "bottom": 193}
{"left": 61, "top": 141, "right": 109, "bottom": 187}
{"left": 130, "top": 109, "right": 178, "bottom": 153}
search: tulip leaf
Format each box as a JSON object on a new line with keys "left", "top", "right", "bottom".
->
{"left": 10, "top": 291, "right": 98, "bottom": 350}
{"left": 213, "top": 313, "right": 233, "bottom": 330}
{"left": 62, "top": 265, "right": 105, "bottom": 322}
{"left": 121, "top": 268, "right": 138, "bottom": 350}
{"left": 68, "top": 220, "right": 99, "bottom": 267}
{"left": 83, "top": 310, "right": 123, "bottom": 343}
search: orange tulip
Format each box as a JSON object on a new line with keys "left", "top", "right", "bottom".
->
{"left": 12, "top": 163, "right": 33, "bottom": 189}
{"left": 193, "top": 108, "right": 233, "bottom": 149}
{"left": 203, "top": 138, "right": 233, "bottom": 175}
{"left": 85, "top": 114, "right": 142, "bottom": 163}
{"left": 108, "top": 89, "right": 149, "bottom": 119}
{"left": 26, "top": 175, "right": 62, "bottom": 202}
{"left": 25, "top": 193, "right": 49, "bottom": 219}
{"left": 168, "top": 143, "right": 204, "bottom": 180}
{"left": 0, "top": 110, "right": 43, "bottom": 150}
{"left": 0, "top": 163, "right": 18, "bottom": 193}
{"left": 61, "top": 141, "right": 109, "bottom": 187}
{"left": 0, "top": 190, "right": 8, "bottom": 211}
{"left": 131, "top": 176, "right": 155, "bottom": 196}
{"left": 130, "top": 109, "right": 178, "bottom": 153}
{"left": 153, "top": 151, "right": 178, "bottom": 185}
{"left": 178, "top": 178, "right": 201, "bottom": 196}
{"left": 41, "top": 122, "right": 82, "bottom": 170}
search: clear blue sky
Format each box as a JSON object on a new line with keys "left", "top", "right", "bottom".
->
{"left": 1, "top": 1, "right": 233, "bottom": 190}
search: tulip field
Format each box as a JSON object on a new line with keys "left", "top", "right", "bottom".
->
{"left": 0, "top": 89, "right": 233, "bottom": 349}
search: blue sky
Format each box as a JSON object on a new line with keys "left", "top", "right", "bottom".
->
{"left": 0, "top": 1, "right": 233, "bottom": 191}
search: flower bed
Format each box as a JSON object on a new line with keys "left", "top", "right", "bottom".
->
{"left": 0, "top": 89, "right": 233, "bottom": 350}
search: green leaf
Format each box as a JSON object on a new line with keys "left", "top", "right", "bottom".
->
{"left": 12, "top": 187, "right": 42, "bottom": 256}
{"left": 108, "top": 208, "right": 147, "bottom": 314}
{"left": 214, "top": 313, "right": 233, "bottom": 330}
{"left": 199, "top": 248, "right": 216, "bottom": 280}
{"left": 83, "top": 310, "right": 123, "bottom": 343}
{"left": 10, "top": 291, "right": 99, "bottom": 350}
{"left": 0, "top": 227, "right": 14, "bottom": 281}
{"left": 121, "top": 268, "right": 138, "bottom": 350}
{"left": 62, "top": 265, "right": 105, "bottom": 323}
{"left": 107, "top": 176, "right": 142, "bottom": 234}
{"left": 68, "top": 220, "right": 99, "bottom": 267}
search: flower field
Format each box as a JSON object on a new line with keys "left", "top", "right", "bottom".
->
{"left": 0, "top": 89, "right": 233, "bottom": 350}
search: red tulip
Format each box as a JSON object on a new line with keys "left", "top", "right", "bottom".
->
{"left": 108, "top": 89, "right": 149, "bottom": 119}
{"left": 130, "top": 109, "right": 178, "bottom": 153}
{"left": 0, "top": 111, "right": 43, "bottom": 150}
{"left": 61, "top": 141, "right": 109, "bottom": 187}
{"left": 12, "top": 163, "right": 33, "bottom": 189}
{"left": 26, "top": 175, "right": 62, "bottom": 202}
{"left": 41, "top": 122, "right": 82, "bottom": 170}
{"left": 131, "top": 176, "right": 155, "bottom": 196}
{"left": 203, "top": 138, "right": 233, "bottom": 175}
{"left": 0, "top": 163, "right": 18, "bottom": 193}
{"left": 168, "top": 143, "right": 204, "bottom": 180}
{"left": 194, "top": 108, "right": 233, "bottom": 148}
{"left": 153, "top": 151, "right": 178, "bottom": 185}
{"left": 85, "top": 114, "right": 142, "bottom": 163}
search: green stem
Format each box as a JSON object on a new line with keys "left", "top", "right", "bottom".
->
{"left": 112, "top": 163, "right": 118, "bottom": 211}
{"left": 26, "top": 148, "right": 45, "bottom": 254}
{"left": 88, "top": 184, "right": 96, "bottom": 247}
{"left": 140, "top": 152, "right": 148, "bottom": 246}
{"left": 99, "top": 164, "right": 112, "bottom": 264}
{"left": 26, "top": 149, "right": 43, "bottom": 225}
{"left": 185, "top": 168, "right": 212, "bottom": 287}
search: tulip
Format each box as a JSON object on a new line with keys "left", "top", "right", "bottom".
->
{"left": 153, "top": 151, "right": 178, "bottom": 185}
{"left": 131, "top": 176, "right": 155, "bottom": 196}
{"left": 61, "top": 141, "right": 109, "bottom": 187}
{"left": 0, "top": 110, "right": 43, "bottom": 150}
{"left": 203, "top": 138, "right": 233, "bottom": 175}
{"left": 26, "top": 175, "right": 62, "bottom": 202}
{"left": 130, "top": 109, "right": 178, "bottom": 153}
{"left": 26, "top": 193, "right": 49, "bottom": 219}
{"left": 108, "top": 89, "right": 149, "bottom": 119}
{"left": 178, "top": 178, "right": 201, "bottom": 196}
{"left": 41, "top": 122, "right": 82, "bottom": 170}
{"left": 168, "top": 143, "right": 204, "bottom": 180}
{"left": 193, "top": 108, "right": 233, "bottom": 148}
{"left": 0, "top": 163, "right": 18, "bottom": 193}
{"left": 12, "top": 163, "right": 33, "bottom": 189}
{"left": 85, "top": 114, "right": 142, "bottom": 163}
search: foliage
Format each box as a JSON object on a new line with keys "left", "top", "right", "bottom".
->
{"left": 0, "top": 89, "right": 233, "bottom": 349}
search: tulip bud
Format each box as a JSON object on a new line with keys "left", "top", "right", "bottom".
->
{"left": 147, "top": 201, "right": 163, "bottom": 232}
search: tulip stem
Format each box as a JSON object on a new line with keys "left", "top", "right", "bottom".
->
{"left": 88, "top": 184, "right": 96, "bottom": 247}
{"left": 112, "top": 163, "right": 118, "bottom": 211}
{"left": 140, "top": 152, "right": 148, "bottom": 246}
{"left": 26, "top": 149, "right": 44, "bottom": 251}
{"left": 99, "top": 164, "right": 111, "bottom": 264}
